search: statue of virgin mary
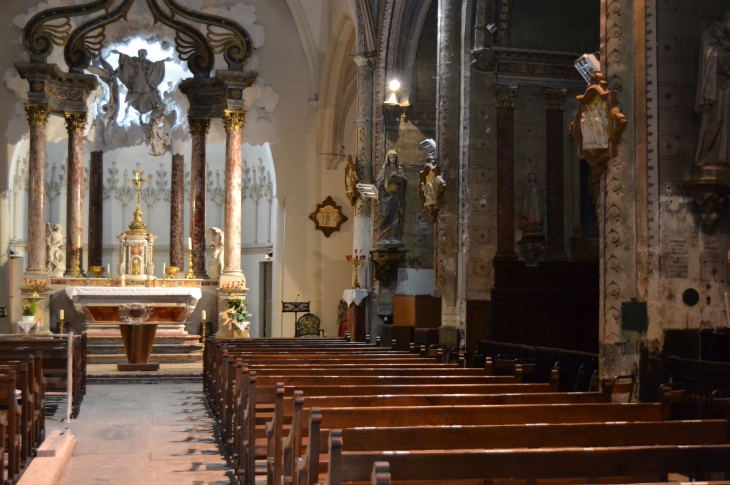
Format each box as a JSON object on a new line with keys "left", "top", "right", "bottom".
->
{"left": 376, "top": 150, "right": 407, "bottom": 247}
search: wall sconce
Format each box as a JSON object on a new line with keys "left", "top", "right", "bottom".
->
{"left": 383, "top": 79, "right": 410, "bottom": 122}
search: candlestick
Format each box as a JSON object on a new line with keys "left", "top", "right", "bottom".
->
{"left": 202, "top": 310, "right": 207, "bottom": 320}
{"left": 186, "top": 246, "right": 195, "bottom": 279}
{"left": 72, "top": 246, "right": 83, "bottom": 278}
{"left": 200, "top": 320, "right": 208, "bottom": 352}
{"left": 58, "top": 319, "right": 66, "bottom": 335}
{"left": 59, "top": 310, "right": 64, "bottom": 320}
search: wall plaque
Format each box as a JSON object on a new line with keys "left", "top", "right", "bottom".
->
{"left": 309, "top": 196, "right": 348, "bottom": 237}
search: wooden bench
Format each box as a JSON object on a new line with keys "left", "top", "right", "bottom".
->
{"left": 339, "top": 445, "right": 730, "bottom": 485}
{"left": 0, "top": 371, "right": 20, "bottom": 485}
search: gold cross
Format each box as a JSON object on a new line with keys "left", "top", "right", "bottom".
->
{"left": 127, "top": 168, "right": 151, "bottom": 208}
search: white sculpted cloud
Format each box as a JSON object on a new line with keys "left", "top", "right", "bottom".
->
{"left": 5, "top": 0, "right": 280, "bottom": 152}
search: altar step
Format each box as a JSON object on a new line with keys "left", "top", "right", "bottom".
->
{"left": 86, "top": 334, "right": 203, "bottom": 364}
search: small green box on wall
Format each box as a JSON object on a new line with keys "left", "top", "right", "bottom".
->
{"left": 621, "top": 299, "right": 648, "bottom": 332}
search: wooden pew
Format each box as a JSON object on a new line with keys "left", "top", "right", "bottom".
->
{"left": 0, "top": 371, "right": 20, "bottom": 484}
{"left": 335, "top": 445, "right": 730, "bottom": 485}
{"left": 283, "top": 402, "right": 670, "bottom": 485}
{"left": 0, "top": 353, "right": 44, "bottom": 452}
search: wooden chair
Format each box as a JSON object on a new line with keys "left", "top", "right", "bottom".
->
{"left": 295, "top": 314, "right": 324, "bottom": 338}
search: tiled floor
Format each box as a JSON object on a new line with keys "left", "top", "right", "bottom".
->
{"left": 52, "top": 384, "right": 235, "bottom": 485}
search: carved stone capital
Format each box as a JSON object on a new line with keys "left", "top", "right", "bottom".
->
{"left": 188, "top": 117, "right": 211, "bottom": 137}
{"left": 544, "top": 88, "right": 568, "bottom": 111}
{"left": 494, "top": 85, "right": 519, "bottom": 109}
{"left": 25, "top": 104, "right": 50, "bottom": 126}
{"left": 64, "top": 111, "right": 86, "bottom": 133}
{"left": 223, "top": 110, "right": 246, "bottom": 132}
{"left": 354, "top": 55, "right": 373, "bottom": 69}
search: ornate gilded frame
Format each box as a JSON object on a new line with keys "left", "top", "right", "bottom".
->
{"left": 309, "top": 196, "right": 348, "bottom": 238}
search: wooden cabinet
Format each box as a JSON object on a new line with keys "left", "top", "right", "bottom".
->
{"left": 393, "top": 295, "right": 441, "bottom": 328}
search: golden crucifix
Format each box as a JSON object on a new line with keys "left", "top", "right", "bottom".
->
{"left": 127, "top": 168, "right": 151, "bottom": 234}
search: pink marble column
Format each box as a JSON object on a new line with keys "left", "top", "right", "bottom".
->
{"left": 25, "top": 105, "right": 50, "bottom": 274}
{"left": 189, "top": 117, "right": 210, "bottom": 278}
{"left": 170, "top": 153, "right": 185, "bottom": 269}
{"left": 88, "top": 151, "right": 104, "bottom": 268}
{"left": 222, "top": 110, "right": 246, "bottom": 275}
{"left": 64, "top": 112, "right": 86, "bottom": 277}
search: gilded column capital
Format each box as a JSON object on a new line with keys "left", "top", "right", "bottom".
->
{"left": 494, "top": 85, "right": 519, "bottom": 109}
{"left": 64, "top": 111, "right": 87, "bottom": 133}
{"left": 188, "top": 117, "right": 211, "bottom": 137}
{"left": 222, "top": 110, "right": 246, "bottom": 132}
{"left": 25, "top": 104, "right": 50, "bottom": 126}
{"left": 544, "top": 88, "right": 569, "bottom": 111}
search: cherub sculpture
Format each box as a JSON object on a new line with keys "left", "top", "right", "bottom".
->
{"left": 207, "top": 227, "right": 225, "bottom": 280}
{"left": 45, "top": 223, "right": 65, "bottom": 278}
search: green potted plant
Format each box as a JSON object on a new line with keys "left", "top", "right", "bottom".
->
{"left": 227, "top": 298, "right": 252, "bottom": 323}
{"left": 21, "top": 298, "right": 37, "bottom": 323}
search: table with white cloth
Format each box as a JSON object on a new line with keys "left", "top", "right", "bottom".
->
{"left": 342, "top": 289, "right": 369, "bottom": 342}
{"left": 65, "top": 287, "right": 201, "bottom": 371}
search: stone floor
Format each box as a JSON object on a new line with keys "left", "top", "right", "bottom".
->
{"left": 88, "top": 363, "right": 203, "bottom": 375}
{"left": 49, "top": 384, "right": 235, "bottom": 485}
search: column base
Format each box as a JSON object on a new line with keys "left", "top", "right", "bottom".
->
{"left": 193, "top": 271, "right": 209, "bottom": 279}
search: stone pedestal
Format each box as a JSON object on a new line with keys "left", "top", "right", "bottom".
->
{"left": 17, "top": 290, "right": 52, "bottom": 335}
{"left": 216, "top": 288, "right": 250, "bottom": 339}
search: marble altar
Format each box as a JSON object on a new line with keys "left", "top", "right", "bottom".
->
{"left": 65, "top": 287, "right": 201, "bottom": 336}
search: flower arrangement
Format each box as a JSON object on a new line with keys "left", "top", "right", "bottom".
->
{"left": 21, "top": 279, "right": 48, "bottom": 296}
{"left": 227, "top": 298, "right": 252, "bottom": 322}
{"left": 220, "top": 280, "right": 246, "bottom": 294}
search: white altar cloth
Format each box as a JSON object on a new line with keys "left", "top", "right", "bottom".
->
{"left": 65, "top": 287, "right": 202, "bottom": 300}
{"left": 343, "top": 289, "right": 369, "bottom": 306}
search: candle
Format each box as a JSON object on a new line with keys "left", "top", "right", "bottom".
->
{"left": 202, "top": 310, "right": 207, "bottom": 321}
{"left": 188, "top": 237, "right": 192, "bottom": 250}
{"left": 107, "top": 263, "right": 110, "bottom": 276}
{"left": 59, "top": 310, "right": 64, "bottom": 320}
{"left": 163, "top": 263, "right": 166, "bottom": 275}
{"left": 77, "top": 235, "right": 81, "bottom": 248}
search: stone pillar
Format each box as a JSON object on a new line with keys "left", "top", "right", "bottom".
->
{"left": 435, "top": 0, "right": 463, "bottom": 325}
{"left": 494, "top": 85, "right": 519, "bottom": 261}
{"left": 544, "top": 89, "right": 568, "bottom": 260}
{"left": 24, "top": 105, "right": 50, "bottom": 274}
{"left": 189, "top": 117, "right": 210, "bottom": 279}
{"left": 64, "top": 112, "right": 87, "bottom": 277}
{"left": 354, "top": 55, "right": 374, "bottom": 291}
{"left": 222, "top": 110, "right": 246, "bottom": 277}
{"left": 170, "top": 153, "right": 185, "bottom": 270}
{"left": 88, "top": 151, "right": 104, "bottom": 268}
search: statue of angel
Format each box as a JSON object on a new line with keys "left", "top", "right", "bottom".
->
{"left": 87, "top": 57, "right": 120, "bottom": 127}
{"left": 207, "top": 227, "right": 225, "bottom": 280}
{"left": 45, "top": 223, "right": 65, "bottom": 278}
{"left": 141, "top": 104, "right": 176, "bottom": 156}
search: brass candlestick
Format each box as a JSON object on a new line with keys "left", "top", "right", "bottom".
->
{"left": 58, "top": 319, "right": 66, "bottom": 334}
{"left": 186, "top": 248, "right": 195, "bottom": 279}
{"left": 72, "top": 247, "right": 83, "bottom": 278}
{"left": 346, "top": 250, "right": 367, "bottom": 289}
{"left": 107, "top": 272, "right": 112, "bottom": 287}
{"left": 200, "top": 320, "right": 208, "bottom": 351}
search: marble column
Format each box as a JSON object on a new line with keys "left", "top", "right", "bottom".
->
{"left": 189, "top": 117, "right": 210, "bottom": 279}
{"left": 494, "top": 85, "right": 519, "bottom": 261}
{"left": 25, "top": 105, "right": 50, "bottom": 274}
{"left": 64, "top": 112, "right": 87, "bottom": 277}
{"left": 435, "top": 0, "right": 463, "bottom": 324}
{"left": 222, "top": 110, "right": 245, "bottom": 277}
{"left": 544, "top": 89, "right": 568, "bottom": 260}
{"left": 354, "top": 55, "right": 374, "bottom": 288}
{"left": 88, "top": 151, "right": 104, "bottom": 268}
{"left": 170, "top": 153, "right": 185, "bottom": 270}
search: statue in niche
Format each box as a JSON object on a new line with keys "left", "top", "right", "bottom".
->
{"left": 141, "top": 104, "right": 176, "bottom": 156}
{"left": 376, "top": 150, "right": 407, "bottom": 247}
{"left": 695, "top": 11, "right": 730, "bottom": 167}
{"left": 112, "top": 49, "right": 170, "bottom": 116}
{"left": 519, "top": 172, "right": 544, "bottom": 237}
{"left": 131, "top": 257, "right": 141, "bottom": 276}
{"left": 207, "top": 227, "right": 225, "bottom": 280}
{"left": 45, "top": 223, "right": 65, "bottom": 278}
{"left": 87, "top": 57, "right": 119, "bottom": 127}
{"left": 580, "top": 98, "right": 609, "bottom": 150}
{"left": 344, "top": 155, "right": 359, "bottom": 207}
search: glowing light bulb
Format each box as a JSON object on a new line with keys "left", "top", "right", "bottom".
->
{"left": 388, "top": 80, "right": 401, "bottom": 92}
